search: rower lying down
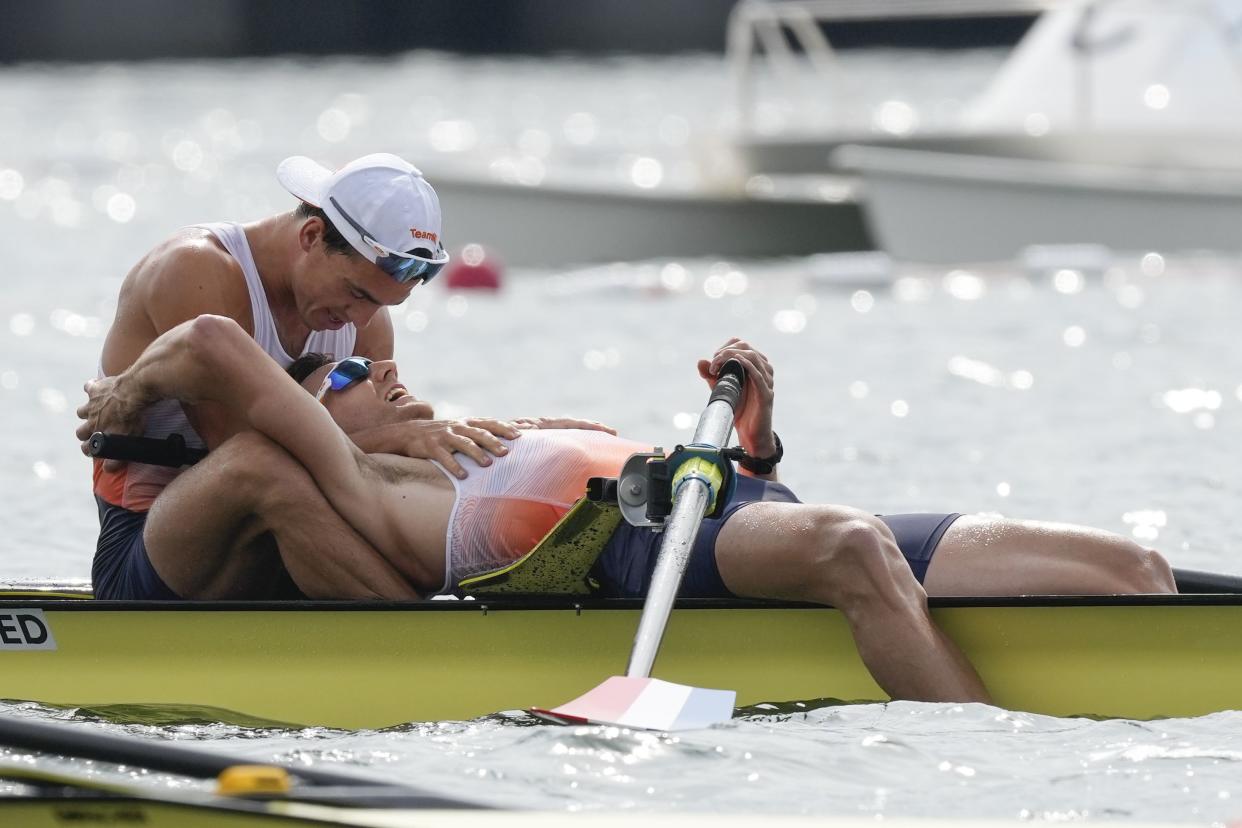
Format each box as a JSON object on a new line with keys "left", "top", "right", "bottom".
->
{"left": 77, "top": 316, "right": 1176, "bottom": 705}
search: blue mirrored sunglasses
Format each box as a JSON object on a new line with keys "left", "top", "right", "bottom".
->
{"left": 329, "top": 196, "right": 449, "bottom": 285}
{"left": 376, "top": 250, "right": 447, "bottom": 284}
{"left": 315, "top": 356, "right": 372, "bottom": 403}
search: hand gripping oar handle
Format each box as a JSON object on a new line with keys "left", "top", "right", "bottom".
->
{"left": 626, "top": 359, "right": 746, "bottom": 679}
{"left": 705, "top": 359, "right": 746, "bottom": 412}
{"left": 88, "top": 432, "right": 207, "bottom": 467}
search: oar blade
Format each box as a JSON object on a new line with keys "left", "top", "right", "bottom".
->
{"left": 531, "top": 676, "right": 735, "bottom": 731}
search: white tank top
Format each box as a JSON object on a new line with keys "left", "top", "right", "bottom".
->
{"left": 94, "top": 222, "right": 358, "bottom": 511}
{"left": 199, "top": 222, "right": 358, "bottom": 367}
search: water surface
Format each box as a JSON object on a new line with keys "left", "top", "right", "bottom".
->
{"left": 2, "top": 50, "right": 1241, "bottom": 823}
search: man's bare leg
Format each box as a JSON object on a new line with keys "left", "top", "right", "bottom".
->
{"left": 924, "top": 515, "right": 1176, "bottom": 597}
{"left": 713, "top": 502, "right": 990, "bottom": 704}
{"left": 144, "top": 432, "right": 418, "bottom": 600}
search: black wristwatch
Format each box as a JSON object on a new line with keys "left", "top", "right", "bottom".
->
{"left": 737, "top": 432, "right": 783, "bottom": 475}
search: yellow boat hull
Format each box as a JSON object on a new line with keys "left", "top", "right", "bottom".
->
{"left": 2, "top": 594, "right": 1240, "bottom": 728}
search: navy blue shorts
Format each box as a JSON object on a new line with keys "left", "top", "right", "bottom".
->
{"left": 592, "top": 476, "right": 961, "bottom": 599}
{"left": 93, "top": 496, "right": 181, "bottom": 600}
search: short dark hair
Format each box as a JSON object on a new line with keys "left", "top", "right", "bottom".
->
{"left": 287, "top": 352, "right": 333, "bottom": 385}
{"left": 294, "top": 201, "right": 357, "bottom": 257}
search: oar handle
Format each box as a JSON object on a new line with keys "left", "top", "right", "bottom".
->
{"left": 88, "top": 432, "right": 207, "bottom": 467}
{"left": 706, "top": 359, "right": 745, "bottom": 411}
{"left": 690, "top": 359, "right": 745, "bottom": 447}
{"left": 1173, "top": 567, "right": 1242, "bottom": 594}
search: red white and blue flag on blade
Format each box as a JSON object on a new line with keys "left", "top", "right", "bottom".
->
{"left": 531, "top": 676, "right": 735, "bottom": 731}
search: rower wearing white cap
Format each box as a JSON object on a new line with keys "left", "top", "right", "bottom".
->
{"left": 276, "top": 153, "right": 452, "bottom": 299}
{"left": 79, "top": 153, "right": 608, "bottom": 601}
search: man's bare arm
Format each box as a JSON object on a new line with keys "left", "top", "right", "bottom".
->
{"left": 87, "top": 234, "right": 254, "bottom": 459}
{"left": 78, "top": 315, "right": 397, "bottom": 552}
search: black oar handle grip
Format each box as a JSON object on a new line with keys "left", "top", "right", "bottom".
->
{"left": 0, "top": 716, "right": 485, "bottom": 806}
{"left": 708, "top": 359, "right": 746, "bottom": 410}
{"left": 88, "top": 432, "right": 207, "bottom": 467}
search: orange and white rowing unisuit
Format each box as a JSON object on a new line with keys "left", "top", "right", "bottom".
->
{"left": 433, "top": 429, "right": 652, "bottom": 592}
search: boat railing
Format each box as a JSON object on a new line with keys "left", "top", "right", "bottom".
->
{"left": 728, "top": 0, "right": 1242, "bottom": 135}
{"left": 727, "top": 0, "right": 1063, "bottom": 133}
{"left": 1067, "top": 0, "right": 1242, "bottom": 129}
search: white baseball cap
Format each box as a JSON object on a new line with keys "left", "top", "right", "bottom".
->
{"left": 277, "top": 153, "right": 450, "bottom": 284}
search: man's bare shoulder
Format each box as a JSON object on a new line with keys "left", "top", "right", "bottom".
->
{"left": 133, "top": 228, "right": 252, "bottom": 334}
{"left": 101, "top": 228, "right": 255, "bottom": 373}
{"left": 137, "top": 228, "right": 242, "bottom": 301}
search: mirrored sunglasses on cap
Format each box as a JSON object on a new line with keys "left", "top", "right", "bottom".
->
{"left": 316, "top": 356, "right": 373, "bottom": 403}
{"left": 328, "top": 196, "right": 449, "bottom": 285}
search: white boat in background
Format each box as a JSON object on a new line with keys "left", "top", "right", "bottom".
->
{"left": 427, "top": 160, "right": 865, "bottom": 269}
{"left": 835, "top": 0, "right": 1242, "bottom": 262}
{"left": 835, "top": 132, "right": 1242, "bottom": 262}
{"left": 423, "top": 0, "right": 1242, "bottom": 269}
{"left": 729, "top": 0, "right": 1061, "bottom": 176}
{"left": 420, "top": 0, "right": 1058, "bottom": 268}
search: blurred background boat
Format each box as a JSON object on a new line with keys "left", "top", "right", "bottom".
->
{"left": 434, "top": 0, "right": 1242, "bottom": 268}
{"left": 425, "top": 157, "right": 867, "bottom": 268}
{"left": 730, "top": 0, "right": 1059, "bottom": 174}
{"left": 22, "top": 1, "right": 1239, "bottom": 268}
{"left": 833, "top": 0, "right": 1242, "bottom": 262}
{"left": 430, "top": 0, "right": 1059, "bottom": 266}
{"left": 2, "top": 0, "right": 1050, "bottom": 267}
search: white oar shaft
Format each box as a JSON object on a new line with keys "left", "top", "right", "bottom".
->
{"left": 626, "top": 395, "right": 738, "bottom": 678}
{"left": 692, "top": 394, "right": 742, "bottom": 449}
{"left": 625, "top": 484, "right": 712, "bottom": 678}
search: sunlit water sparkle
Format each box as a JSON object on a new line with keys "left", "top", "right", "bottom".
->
{"left": 3, "top": 700, "right": 1242, "bottom": 822}
{"left": 2, "top": 51, "right": 1242, "bottom": 822}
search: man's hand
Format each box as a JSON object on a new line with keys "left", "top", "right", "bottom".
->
{"left": 365, "top": 417, "right": 523, "bottom": 480}
{"left": 360, "top": 416, "right": 617, "bottom": 479}
{"left": 75, "top": 376, "right": 147, "bottom": 471}
{"left": 697, "top": 337, "right": 777, "bottom": 459}
{"left": 511, "top": 416, "right": 617, "bottom": 434}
